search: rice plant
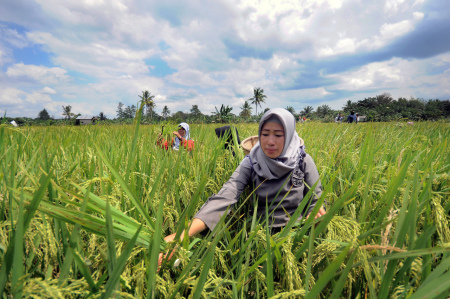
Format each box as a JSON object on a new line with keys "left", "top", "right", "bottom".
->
{"left": 0, "top": 119, "right": 449, "bottom": 298}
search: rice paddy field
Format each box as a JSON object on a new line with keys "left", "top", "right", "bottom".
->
{"left": 0, "top": 118, "right": 449, "bottom": 298}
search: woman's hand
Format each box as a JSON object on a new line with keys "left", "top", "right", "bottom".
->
{"left": 157, "top": 219, "right": 207, "bottom": 271}
{"left": 307, "top": 206, "right": 326, "bottom": 220}
{"left": 158, "top": 234, "right": 177, "bottom": 271}
{"left": 173, "top": 131, "right": 182, "bottom": 139}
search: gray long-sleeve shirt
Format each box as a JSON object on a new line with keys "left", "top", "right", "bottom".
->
{"left": 195, "top": 154, "right": 323, "bottom": 231}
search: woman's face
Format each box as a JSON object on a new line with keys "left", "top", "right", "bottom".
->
{"left": 260, "top": 122, "right": 285, "bottom": 158}
{"left": 178, "top": 127, "right": 186, "bottom": 137}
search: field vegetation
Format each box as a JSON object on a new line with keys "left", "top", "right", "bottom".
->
{"left": 0, "top": 113, "right": 449, "bottom": 298}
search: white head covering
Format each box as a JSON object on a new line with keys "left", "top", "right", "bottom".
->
{"left": 249, "top": 108, "right": 301, "bottom": 180}
{"left": 173, "top": 122, "right": 190, "bottom": 150}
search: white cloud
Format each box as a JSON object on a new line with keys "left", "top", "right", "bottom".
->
{"left": 6, "top": 63, "right": 70, "bottom": 84}
{"left": 0, "top": 0, "right": 447, "bottom": 117}
{"left": 384, "top": 0, "right": 406, "bottom": 14}
{"left": 412, "top": 11, "right": 424, "bottom": 20}
{"left": 1, "top": 27, "right": 29, "bottom": 48}
{"left": 27, "top": 31, "right": 156, "bottom": 78}
{"left": 0, "top": 88, "right": 25, "bottom": 105}
{"left": 327, "top": 53, "right": 450, "bottom": 102}
{"left": 26, "top": 92, "right": 53, "bottom": 104}
{"left": 379, "top": 20, "right": 414, "bottom": 40}
{"left": 41, "top": 87, "right": 56, "bottom": 94}
{"left": 318, "top": 38, "right": 357, "bottom": 56}
{"left": 328, "top": 59, "right": 406, "bottom": 91}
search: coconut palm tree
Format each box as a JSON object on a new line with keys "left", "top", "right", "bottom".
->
{"left": 285, "top": 106, "right": 296, "bottom": 115}
{"left": 248, "top": 87, "right": 267, "bottom": 116}
{"left": 213, "top": 105, "right": 233, "bottom": 123}
{"left": 240, "top": 101, "right": 252, "bottom": 118}
{"left": 62, "top": 105, "right": 74, "bottom": 120}
{"left": 138, "top": 90, "right": 156, "bottom": 121}
{"left": 300, "top": 106, "right": 314, "bottom": 117}
{"left": 162, "top": 105, "right": 170, "bottom": 120}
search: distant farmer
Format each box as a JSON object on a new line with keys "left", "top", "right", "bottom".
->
{"left": 335, "top": 113, "right": 343, "bottom": 123}
{"left": 347, "top": 111, "right": 357, "bottom": 124}
{"left": 215, "top": 126, "right": 241, "bottom": 156}
{"left": 159, "top": 108, "right": 326, "bottom": 267}
{"left": 157, "top": 122, "right": 194, "bottom": 151}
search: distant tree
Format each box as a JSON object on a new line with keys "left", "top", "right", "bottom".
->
{"left": 441, "top": 100, "right": 450, "bottom": 117}
{"left": 300, "top": 106, "right": 314, "bottom": 117}
{"left": 240, "top": 101, "right": 252, "bottom": 118}
{"left": 190, "top": 105, "right": 203, "bottom": 119}
{"left": 285, "top": 106, "right": 295, "bottom": 115}
{"left": 316, "top": 104, "right": 332, "bottom": 118}
{"left": 376, "top": 93, "right": 393, "bottom": 106}
{"left": 263, "top": 108, "right": 270, "bottom": 114}
{"left": 98, "top": 112, "right": 107, "bottom": 120}
{"left": 139, "top": 90, "right": 156, "bottom": 121}
{"left": 423, "top": 99, "right": 443, "bottom": 120}
{"left": 37, "top": 108, "right": 51, "bottom": 120}
{"left": 62, "top": 105, "right": 76, "bottom": 120}
{"left": 343, "top": 100, "right": 357, "bottom": 114}
{"left": 172, "top": 111, "right": 189, "bottom": 123}
{"left": 213, "top": 105, "right": 234, "bottom": 123}
{"left": 162, "top": 105, "right": 170, "bottom": 119}
{"left": 117, "top": 102, "right": 125, "bottom": 119}
{"left": 123, "top": 105, "right": 137, "bottom": 119}
{"left": 249, "top": 87, "right": 267, "bottom": 116}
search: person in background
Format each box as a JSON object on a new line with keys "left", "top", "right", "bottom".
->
{"left": 347, "top": 111, "right": 357, "bottom": 123}
{"left": 335, "top": 113, "right": 343, "bottom": 123}
{"left": 159, "top": 108, "right": 326, "bottom": 267}
{"left": 157, "top": 122, "right": 194, "bottom": 151}
{"left": 215, "top": 126, "right": 241, "bottom": 156}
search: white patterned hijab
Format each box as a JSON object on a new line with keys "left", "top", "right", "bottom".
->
{"left": 249, "top": 108, "right": 301, "bottom": 180}
{"left": 173, "top": 122, "right": 190, "bottom": 150}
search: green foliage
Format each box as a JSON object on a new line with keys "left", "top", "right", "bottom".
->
{"left": 37, "top": 109, "right": 51, "bottom": 121}
{"left": 240, "top": 101, "right": 252, "bottom": 119}
{"left": 0, "top": 121, "right": 449, "bottom": 298}
{"left": 139, "top": 90, "right": 156, "bottom": 122}
{"left": 249, "top": 87, "right": 267, "bottom": 116}
{"left": 342, "top": 94, "right": 450, "bottom": 122}
{"left": 213, "top": 104, "right": 234, "bottom": 123}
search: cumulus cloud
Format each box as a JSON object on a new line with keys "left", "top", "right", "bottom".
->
{"left": 26, "top": 91, "right": 53, "bottom": 104}
{"left": 0, "top": 88, "right": 25, "bottom": 105}
{"left": 6, "top": 63, "right": 70, "bottom": 84}
{"left": 1, "top": 26, "right": 29, "bottom": 48}
{"left": 41, "top": 86, "right": 56, "bottom": 94}
{"left": 384, "top": 0, "right": 406, "bottom": 14}
{"left": 379, "top": 20, "right": 414, "bottom": 40}
{"left": 327, "top": 52, "right": 450, "bottom": 101}
{"left": 0, "top": 0, "right": 448, "bottom": 117}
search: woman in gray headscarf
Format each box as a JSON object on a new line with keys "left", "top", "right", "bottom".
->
{"left": 159, "top": 108, "right": 326, "bottom": 262}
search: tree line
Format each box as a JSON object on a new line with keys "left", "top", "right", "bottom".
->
{"left": 3, "top": 89, "right": 449, "bottom": 126}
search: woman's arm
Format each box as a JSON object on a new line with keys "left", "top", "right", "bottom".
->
{"left": 158, "top": 218, "right": 207, "bottom": 268}
{"left": 303, "top": 154, "right": 326, "bottom": 218}
{"left": 173, "top": 131, "right": 183, "bottom": 140}
{"left": 163, "top": 218, "right": 207, "bottom": 243}
{"left": 158, "top": 158, "right": 252, "bottom": 268}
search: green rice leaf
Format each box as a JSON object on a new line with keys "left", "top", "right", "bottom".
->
{"left": 94, "top": 142, "right": 155, "bottom": 230}
{"left": 0, "top": 170, "right": 52, "bottom": 297}
{"left": 70, "top": 247, "right": 99, "bottom": 293}
{"left": 306, "top": 243, "right": 352, "bottom": 299}
{"left": 105, "top": 199, "right": 116, "bottom": 274}
{"left": 101, "top": 225, "right": 142, "bottom": 299}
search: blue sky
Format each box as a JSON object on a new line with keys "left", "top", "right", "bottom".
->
{"left": 0, "top": 0, "right": 449, "bottom": 118}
